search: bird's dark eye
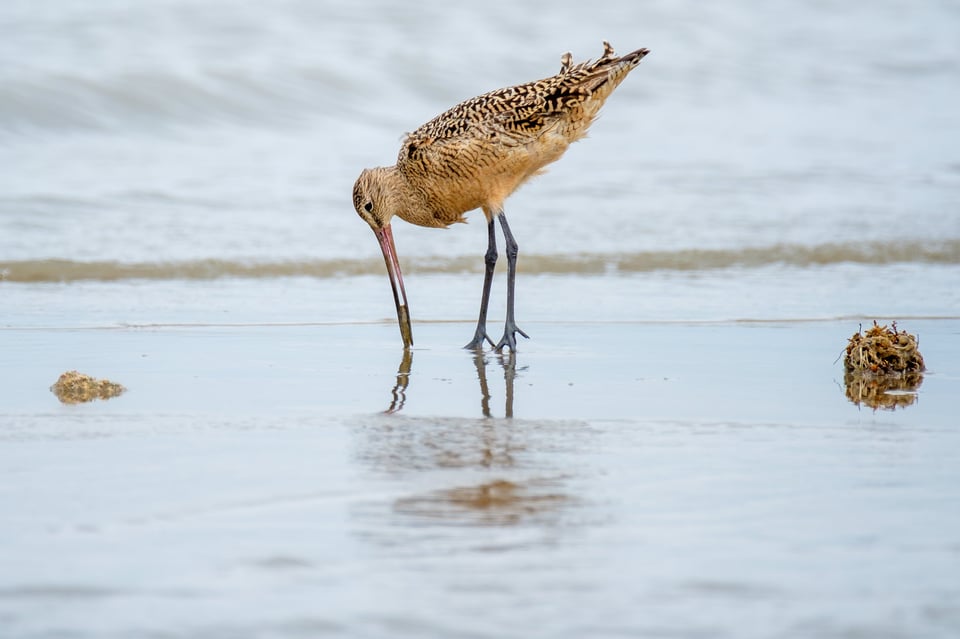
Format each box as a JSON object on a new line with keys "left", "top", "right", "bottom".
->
{"left": 364, "top": 201, "right": 373, "bottom": 213}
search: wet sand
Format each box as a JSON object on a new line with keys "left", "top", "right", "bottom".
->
{"left": 2, "top": 318, "right": 959, "bottom": 638}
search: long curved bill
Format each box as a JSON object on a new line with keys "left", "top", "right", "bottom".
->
{"left": 374, "top": 224, "right": 413, "bottom": 348}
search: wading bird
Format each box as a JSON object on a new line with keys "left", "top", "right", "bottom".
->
{"left": 353, "top": 42, "right": 649, "bottom": 351}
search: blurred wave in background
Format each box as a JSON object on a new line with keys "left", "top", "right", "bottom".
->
{"left": 2, "top": 0, "right": 958, "bottom": 318}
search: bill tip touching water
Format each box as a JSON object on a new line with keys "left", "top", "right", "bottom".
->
{"left": 352, "top": 41, "right": 649, "bottom": 351}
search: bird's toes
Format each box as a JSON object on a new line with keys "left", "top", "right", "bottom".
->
{"left": 464, "top": 331, "right": 495, "bottom": 351}
{"left": 495, "top": 326, "right": 529, "bottom": 353}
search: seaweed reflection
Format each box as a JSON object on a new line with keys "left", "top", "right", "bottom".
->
{"left": 843, "top": 371, "right": 924, "bottom": 411}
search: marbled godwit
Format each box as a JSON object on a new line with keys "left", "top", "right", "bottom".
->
{"left": 353, "top": 41, "right": 649, "bottom": 351}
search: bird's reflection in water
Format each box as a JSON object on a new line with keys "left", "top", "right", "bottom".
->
{"left": 384, "top": 348, "right": 413, "bottom": 414}
{"left": 365, "top": 347, "right": 573, "bottom": 530}
{"left": 472, "top": 350, "right": 519, "bottom": 418}
{"left": 394, "top": 478, "right": 570, "bottom": 526}
{"left": 355, "top": 409, "right": 574, "bottom": 528}
{"left": 358, "top": 413, "right": 519, "bottom": 473}
{"left": 384, "top": 347, "right": 522, "bottom": 418}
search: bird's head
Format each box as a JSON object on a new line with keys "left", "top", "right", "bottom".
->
{"left": 352, "top": 167, "right": 398, "bottom": 231}
{"left": 352, "top": 167, "right": 413, "bottom": 348}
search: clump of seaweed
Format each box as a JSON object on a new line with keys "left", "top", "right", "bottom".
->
{"left": 844, "top": 321, "right": 925, "bottom": 376}
{"left": 51, "top": 370, "right": 126, "bottom": 404}
{"left": 842, "top": 321, "right": 924, "bottom": 410}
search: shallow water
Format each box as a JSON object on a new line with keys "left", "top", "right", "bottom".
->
{"left": 2, "top": 1, "right": 960, "bottom": 637}
{"left": 3, "top": 320, "right": 960, "bottom": 639}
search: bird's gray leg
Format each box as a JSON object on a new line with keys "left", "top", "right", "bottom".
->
{"left": 495, "top": 212, "right": 529, "bottom": 352}
{"left": 464, "top": 217, "right": 498, "bottom": 350}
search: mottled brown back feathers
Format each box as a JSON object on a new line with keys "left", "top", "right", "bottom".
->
{"left": 354, "top": 42, "right": 649, "bottom": 230}
{"left": 404, "top": 43, "right": 647, "bottom": 155}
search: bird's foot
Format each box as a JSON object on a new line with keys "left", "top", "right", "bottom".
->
{"left": 495, "top": 323, "right": 529, "bottom": 353}
{"left": 464, "top": 326, "right": 496, "bottom": 350}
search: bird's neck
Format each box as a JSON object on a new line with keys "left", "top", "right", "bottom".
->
{"left": 382, "top": 166, "right": 447, "bottom": 229}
